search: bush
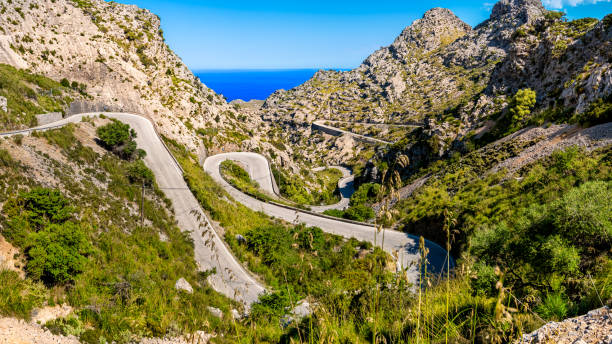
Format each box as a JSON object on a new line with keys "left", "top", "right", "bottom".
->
{"left": 510, "top": 88, "right": 536, "bottom": 123}
{"left": 245, "top": 225, "right": 292, "bottom": 265}
{"left": 126, "top": 160, "right": 154, "bottom": 186}
{"left": 350, "top": 183, "right": 381, "bottom": 206}
{"left": 60, "top": 78, "right": 70, "bottom": 88}
{"left": 0, "top": 270, "right": 47, "bottom": 319}
{"left": 536, "top": 293, "right": 570, "bottom": 321}
{"left": 96, "top": 119, "right": 145, "bottom": 160}
{"left": 343, "top": 204, "right": 375, "bottom": 221}
{"left": 15, "top": 188, "right": 73, "bottom": 228}
{"left": 97, "top": 119, "right": 134, "bottom": 147}
{"left": 25, "top": 221, "right": 92, "bottom": 285}
{"left": 550, "top": 180, "right": 612, "bottom": 243}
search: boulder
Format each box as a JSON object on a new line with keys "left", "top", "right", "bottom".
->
{"left": 0, "top": 96, "right": 6, "bottom": 112}
{"left": 174, "top": 278, "right": 193, "bottom": 294}
{"left": 207, "top": 306, "right": 223, "bottom": 318}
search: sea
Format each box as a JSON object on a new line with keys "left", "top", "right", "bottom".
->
{"left": 194, "top": 69, "right": 348, "bottom": 102}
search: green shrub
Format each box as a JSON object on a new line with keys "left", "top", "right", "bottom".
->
{"left": 349, "top": 183, "right": 381, "bottom": 206}
{"left": 45, "top": 316, "right": 85, "bottom": 337}
{"left": 25, "top": 221, "right": 92, "bottom": 285}
{"left": 126, "top": 160, "right": 154, "bottom": 186}
{"left": 0, "top": 270, "right": 47, "bottom": 319}
{"left": 343, "top": 204, "right": 375, "bottom": 221}
{"left": 96, "top": 119, "right": 134, "bottom": 147}
{"left": 0, "top": 149, "right": 14, "bottom": 167}
{"left": 550, "top": 180, "right": 612, "bottom": 243}
{"left": 96, "top": 119, "right": 145, "bottom": 160}
{"left": 245, "top": 225, "right": 292, "bottom": 265}
{"left": 510, "top": 88, "right": 536, "bottom": 123}
{"left": 536, "top": 293, "right": 570, "bottom": 321}
{"left": 8, "top": 188, "right": 73, "bottom": 228}
{"left": 323, "top": 209, "right": 344, "bottom": 218}
{"left": 251, "top": 290, "right": 293, "bottom": 320}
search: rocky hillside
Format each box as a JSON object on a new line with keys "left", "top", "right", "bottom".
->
{"left": 0, "top": 0, "right": 263, "bottom": 158}
{"left": 262, "top": 0, "right": 611, "bottom": 165}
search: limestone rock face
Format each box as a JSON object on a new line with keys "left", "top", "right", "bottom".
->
{"left": 0, "top": 0, "right": 260, "bottom": 156}
{"left": 0, "top": 96, "right": 6, "bottom": 113}
{"left": 261, "top": 0, "right": 611, "bottom": 167}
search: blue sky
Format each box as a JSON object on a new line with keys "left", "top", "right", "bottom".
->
{"left": 115, "top": 0, "right": 612, "bottom": 69}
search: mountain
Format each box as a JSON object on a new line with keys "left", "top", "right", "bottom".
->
{"left": 261, "top": 0, "right": 611, "bottom": 167}
{"left": 0, "top": 0, "right": 261, "bottom": 157}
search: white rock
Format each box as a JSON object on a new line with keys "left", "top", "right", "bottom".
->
{"left": 230, "top": 309, "right": 242, "bottom": 320}
{"left": 291, "top": 299, "right": 314, "bottom": 318}
{"left": 0, "top": 96, "right": 6, "bottom": 112}
{"left": 207, "top": 306, "right": 223, "bottom": 318}
{"left": 174, "top": 278, "right": 193, "bottom": 294}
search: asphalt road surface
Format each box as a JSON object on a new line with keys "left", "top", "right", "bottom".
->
{"left": 204, "top": 152, "right": 450, "bottom": 283}
{"left": 1, "top": 113, "right": 266, "bottom": 305}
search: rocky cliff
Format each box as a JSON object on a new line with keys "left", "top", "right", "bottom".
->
{"left": 0, "top": 0, "right": 261, "bottom": 157}
{"left": 261, "top": 0, "right": 611, "bottom": 167}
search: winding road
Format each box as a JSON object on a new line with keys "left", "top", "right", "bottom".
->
{"left": 309, "top": 165, "right": 354, "bottom": 213}
{"left": 1, "top": 113, "right": 265, "bottom": 305}
{"left": 204, "top": 153, "right": 449, "bottom": 283}
{"left": 2, "top": 112, "right": 450, "bottom": 306}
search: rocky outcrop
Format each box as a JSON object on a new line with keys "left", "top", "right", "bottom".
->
{"left": 0, "top": 96, "right": 7, "bottom": 112}
{"left": 517, "top": 307, "right": 612, "bottom": 344}
{"left": 261, "top": 0, "right": 611, "bottom": 168}
{"left": 0, "top": 0, "right": 261, "bottom": 158}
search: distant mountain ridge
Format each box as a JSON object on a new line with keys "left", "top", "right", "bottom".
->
{"left": 261, "top": 0, "right": 611, "bottom": 163}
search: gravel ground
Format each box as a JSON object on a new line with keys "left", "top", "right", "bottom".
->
{"left": 490, "top": 122, "right": 612, "bottom": 176}
{"left": 0, "top": 317, "right": 213, "bottom": 344}
{"left": 517, "top": 307, "right": 612, "bottom": 344}
{"left": 0, "top": 317, "right": 80, "bottom": 344}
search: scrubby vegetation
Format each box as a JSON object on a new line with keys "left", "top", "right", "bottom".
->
{"left": 0, "top": 124, "right": 235, "bottom": 343}
{"left": 219, "top": 159, "right": 276, "bottom": 202}
{"left": 96, "top": 119, "right": 146, "bottom": 160}
{"left": 0, "top": 64, "right": 75, "bottom": 131}
{"left": 272, "top": 166, "right": 342, "bottom": 206}
{"left": 324, "top": 183, "right": 379, "bottom": 221}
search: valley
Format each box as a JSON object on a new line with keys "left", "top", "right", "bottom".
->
{"left": 0, "top": 0, "right": 610, "bottom": 343}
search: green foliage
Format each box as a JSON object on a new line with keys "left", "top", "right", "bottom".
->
{"left": 220, "top": 160, "right": 275, "bottom": 202}
{"left": 4, "top": 187, "right": 73, "bottom": 231}
{"left": 509, "top": 88, "right": 536, "bottom": 123}
{"left": 0, "top": 149, "right": 15, "bottom": 167}
{"left": 45, "top": 316, "right": 85, "bottom": 337}
{"left": 0, "top": 270, "right": 47, "bottom": 320}
{"left": 2, "top": 188, "right": 89, "bottom": 285}
{"left": 0, "top": 63, "right": 73, "bottom": 130}
{"left": 350, "top": 182, "right": 381, "bottom": 206}
{"left": 572, "top": 94, "right": 612, "bottom": 126}
{"left": 545, "top": 10, "right": 565, "bottom": 21}
{"left": 0, "top": 131, "right": 235, "bottom": 342}
{"left": 343, "top": 204, "right": 375, "bottom": 221}
{"left": 271, "top": 166, "right": 342, "bottom": 206}
{"left": 96, "top": 119, "right": 145, "bottom": 160}
{"left": 251, "top": 290, "right": 293, "bottom": 320}
{"left": 536, "top": 293, "right": 570, "bottom": 321}
{"left": 25, "top": 221, "right": 92, "bottom": 285}
{"left": 96, "top": 119, "right": 134, "bottom": 147}
{"left": 400, "top": 145, "right": 611, "bottom": 327}
{"left": 126, "top": 160, "right": 154, "bottom": 186}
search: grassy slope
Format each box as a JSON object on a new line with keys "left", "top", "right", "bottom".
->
{"left": 0, "top": 123, "right": 236, "bottom": 343}
{"left": 0, "top": 64, "right": 82, "bottom": 131}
